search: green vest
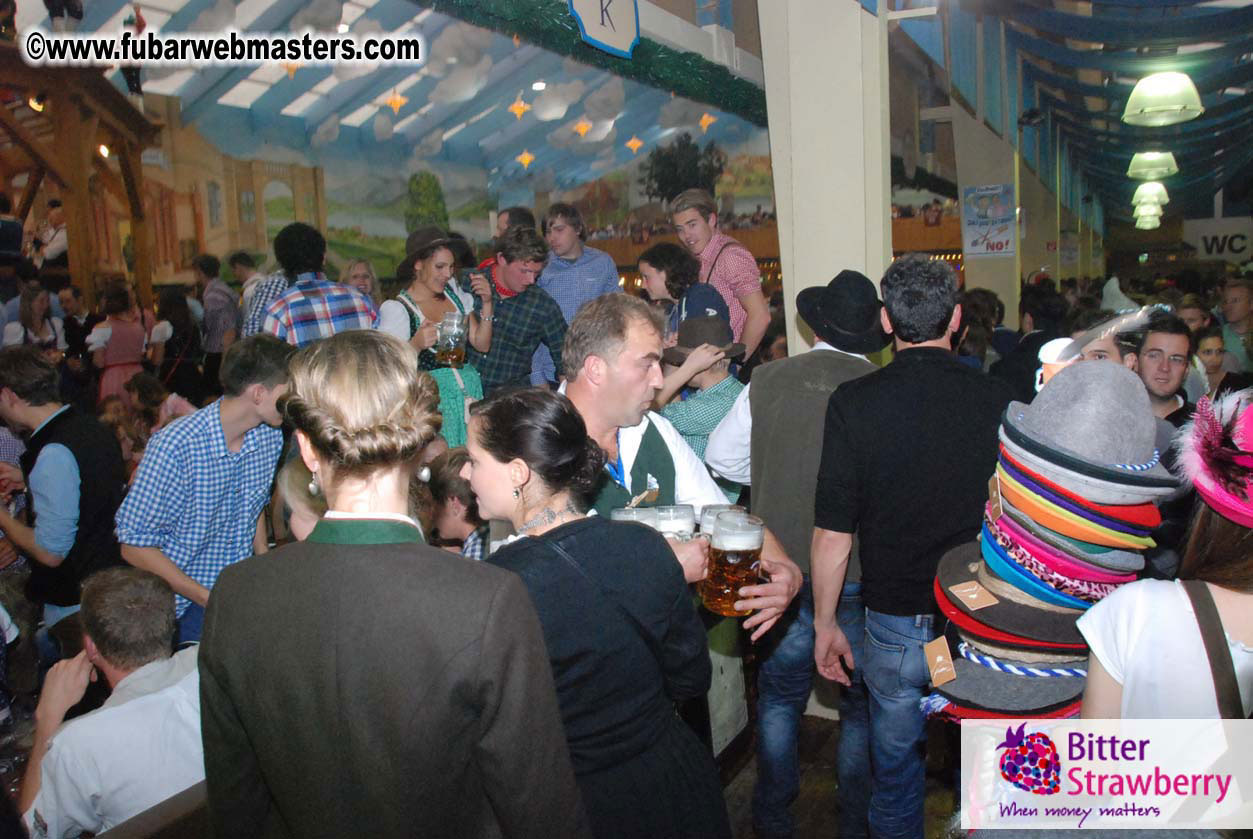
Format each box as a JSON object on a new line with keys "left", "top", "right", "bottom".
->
{"left": 592, "top": 418, "right": 677, "bottom": 516}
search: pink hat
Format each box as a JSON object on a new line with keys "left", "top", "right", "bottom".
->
{"left": 1177, "top": 390, "right": 1253, "bottom": 528}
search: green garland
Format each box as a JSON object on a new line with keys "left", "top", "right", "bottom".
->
{"left": 415, "top": 0, "right": 769, "bottom": 126}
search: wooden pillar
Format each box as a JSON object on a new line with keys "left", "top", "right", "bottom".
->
{"left": 118, "top": 140, "right": 154, "bottom": 309}
{"left": 50, "top": 95, "right": 97, "bottom": 306}
{"left": 16, "top": 167, "right": 44, "bottom": 223}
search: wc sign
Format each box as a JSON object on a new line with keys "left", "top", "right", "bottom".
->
{"left": 1183, "top": 218, "right": 1253, "bottom": 261}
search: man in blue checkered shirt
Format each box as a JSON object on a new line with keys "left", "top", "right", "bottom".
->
{"left": 260, "top": 223, "right": 378, "bottom": 347}
{"left": 530, "top": 203, "right": 621, "bottom": 385}
{"left": 116, "top": 335, "right": 295, "bottom": 644}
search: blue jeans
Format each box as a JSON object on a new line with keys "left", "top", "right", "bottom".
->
{"left": 861, "top": 609, "right": 939, "bottom": 839}
{"left": 752, "top": 580, "right": 869, "bottom": 839}
{"left": 176, "top": 603, "right": 205, "bottom": 646}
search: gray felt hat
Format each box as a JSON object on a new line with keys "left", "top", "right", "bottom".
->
{"left": 999, "top": 429, "right": 1177, "bottom": 506}
{"left": 1002, "top": 361, "right": 1181, "bottom": 491}
{"left": 934, "top": 624, "right": 1086, "bottom": 715}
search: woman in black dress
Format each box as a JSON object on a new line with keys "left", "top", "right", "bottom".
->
{"left": 465, "top": 388, "right": 731, "bottom": 839}
{"left": 151, "top": 287, "right": 204, "bottom": 405}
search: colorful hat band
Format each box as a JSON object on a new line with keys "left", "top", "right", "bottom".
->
{"left": 956, "top": 642, "right": 1088, "bottom": 679}
{"left": 999, "top": 445, "right": 1161, "bottom": 529}
{"left": 983, "top": 515, "right": 1120, "bottom": 603}
{"left": 990, "top": 505, "right": 1136, "bottom": 584}
{"left": 959, "top": 630, "right": 1088, "bottom": 664}
{"left": 922, "top": 694, "right": 1082, "bottom": 720}
{"left": 998, "top": 467, "right": 1156, "bottom": 550}
{"left": 980, "top": 527, "right": 1091, "bottom": 612}
{"left": 998, "top": 457, "right": 1153, "bottom": 536}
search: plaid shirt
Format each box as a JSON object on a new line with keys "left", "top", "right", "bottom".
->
{"left": 201, "top": 278, "right": 240, "bottom": 353}
{"left": 699, "top": 232, "right": 760, "bottom": 341}
{"left": 115, "top": 401, "right": 283, "bottom": 617}
{"left": 241, "top": 270, "right": 289, "bottom": 337}
{"left": 263, "top": 273, "right": 379, "bottom": 347}
{"left": 660, "top": 374, "right": 744, "bottom": 459}
{"left": 461, "top": 526, "right": 488, "bottom": 562}
{"left": 467, "top": 285, "right": 566, "bottom": 395}
{"left": 531, "top": 246, "right": 620, "bottom": 384}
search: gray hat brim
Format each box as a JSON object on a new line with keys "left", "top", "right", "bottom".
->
{"left": 934, "top": 653, "right": 1086, "bottom": 715}
{"left": 1003, "top": 405, "right": 1178, "bottom": 486}
{"left": 999, "top": 429, "right": 1177, "bottom": 505}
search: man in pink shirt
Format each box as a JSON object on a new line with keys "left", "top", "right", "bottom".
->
{"left": 671, "top": 189, "right": 770, "bottom": 359}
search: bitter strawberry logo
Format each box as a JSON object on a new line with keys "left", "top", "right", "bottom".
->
{"left": 998, "top": 723, "right": 1061, "bottom": 795}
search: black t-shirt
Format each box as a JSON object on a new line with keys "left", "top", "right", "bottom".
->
{"left": 814, "top": 347, "right": 1012, "bottom": 616}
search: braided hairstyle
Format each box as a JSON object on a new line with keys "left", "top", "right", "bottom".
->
{"left": 282, "top": 331, "right": 442, "bottom": 481}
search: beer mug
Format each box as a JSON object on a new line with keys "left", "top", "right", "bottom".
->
{"left": 609, "top": 507, "right": 660, "bottom": 529}
{"left": 654, "top": 505, "right": 696, "bottom": 540}
{"left": 698, "top": 504, "right": 744, "bottom": 534}
{"left": 435, "top": 313, "right": 467, "bottom": 368}
{"left": 699, "top": 511, "right": 764, "bottom": 617}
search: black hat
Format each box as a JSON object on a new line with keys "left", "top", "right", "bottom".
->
{"left": 405, "top": 225, "right": 453, "bottom": 260}
{"left": 795, "top": 270, "right": 890, "bottom": 354}
{"left": 662, "top": 315, "right": 746, "bottom": 367}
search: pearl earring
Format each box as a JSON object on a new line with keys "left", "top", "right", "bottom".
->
{"left": 308, "top": 471, "right": 320, "bottom": 497}
{"left": 512, "top": 487, "right": 520, "bottom": 499}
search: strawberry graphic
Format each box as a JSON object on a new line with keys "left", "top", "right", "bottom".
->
{"left": 997, "top": 723, "right": 1061, "bottom": 795}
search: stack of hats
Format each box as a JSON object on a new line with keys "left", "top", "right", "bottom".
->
{"left": 925, "top": 362, "right": 1181, "bottom": 720}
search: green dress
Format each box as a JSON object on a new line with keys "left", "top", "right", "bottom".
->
{"left": 394, "top": 287, "right": 484, "bottom": 448}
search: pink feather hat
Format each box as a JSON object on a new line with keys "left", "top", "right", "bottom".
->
{"left": 1176, "top": 389, "right": 1253, "bottom": 528}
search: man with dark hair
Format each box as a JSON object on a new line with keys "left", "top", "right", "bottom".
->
{"left": 496, "top": 206, "right": 536, "bottom": 237}
{"left": 20, "top": 568, "right": 203, "bottom": 838}
{"left": 56, "top": 287, "right": 102, "bottom": 409}
{"left": 531, "top": 202, "right": 620, "bottom": 386}
{"left": 990, "top": 284, "right": 1068, "bottom": 403}
{"left": 0, "top": 347, "right": 125, "bottom": 666}
{"left": 467, "top": 226, "right": 567, "bottom": 395}
{"left": 192, "top": 254, "right": 239, "bottom": 398}
{"left": 258, "top": 223, "right": 377, "bottom": 347}
{"left": 228, "top": 251, "right": 265, "bottom": 316}
{"left": 1134, "top": 311, "right": 1195, "bottom": 427}
{"left": 671, "top": 188, "right": 771, "bottom": 360}
{"left": 811, "top": 254, "right": 1010, "bottom": 838}
{"left": 116, "top": 334, "right": 295, "bottom": 643}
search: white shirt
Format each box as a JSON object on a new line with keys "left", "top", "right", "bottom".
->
{"left": 37, "top": 224, "right": 67, "bottom": 264}
{"left": 2, "top": 318, "right": 66, "bottom": 350}
{"left": 558, "top": 383, "right": 725, "bottom": 514}
{"left": 1077, "top": 579, "right": 1253, "bottom": 719}
{"left": 240, "top": 272, "right": 265, "bottom": 314}
{"left": 25, "top": 648, "right": 205, "bottom": 839}
{"left": 378, "top": 285, "right": 476, "bottom": 342}
{"left": 704, "top": 341, "right": 866, "bottom": 485}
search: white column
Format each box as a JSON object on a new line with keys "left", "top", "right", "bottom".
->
{"left": 758, "top": 0, "right": 892, "bottom": 351}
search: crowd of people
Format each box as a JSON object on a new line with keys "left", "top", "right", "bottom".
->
{"left": 0, "top": 175, "right": 1251, "bottom": 839}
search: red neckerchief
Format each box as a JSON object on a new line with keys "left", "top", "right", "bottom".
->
{"left": 480, "top": 257, "right": 518, "bottom": 299}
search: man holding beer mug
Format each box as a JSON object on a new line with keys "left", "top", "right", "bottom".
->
{"left": 561, "top": 294, "right": 801, "bottom": 639}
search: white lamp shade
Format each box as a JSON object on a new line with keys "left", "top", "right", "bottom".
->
{"left": 1132, "top": 182, "right": 1170, "bottom": 205}
{"left": 1127, "top": 151, "right": 1178, "bottom": 180}
{"left": 1135, "top": 216, "right": 1161, "bottom": 230}
{"left": 1122, "top": 72, "right": 1204, "bottom": 126}
{"left": 1133, "top": 203, "right": 1163, "bottom": 219}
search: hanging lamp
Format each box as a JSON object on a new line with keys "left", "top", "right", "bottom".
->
{"left": 1126, "top": 151, "right": 1178, "bottom": 180}
{"left": 1122, "top": 72, "right": 1204, "bottom": 126}
{"left": 1133, "top": 203, "right": 1162, "bottom": 219}
{"left": 1135, "top": 216, "right": 1161, "bottom": 230}
{"left": 1132, "top": 182, "right": 1169, "bottom": 205}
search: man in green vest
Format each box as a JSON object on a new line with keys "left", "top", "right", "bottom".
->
{"left": 562, "top": 293, "right": 801, "bottom": 640}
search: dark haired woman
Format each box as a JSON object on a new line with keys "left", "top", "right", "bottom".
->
{"left": 638, "top": 241, "right": 729, "bottom": 344}
{"left": 378, "top": 227, "right": 494, "bottom": 447}
{"left": 1080, "top": 390, "right": 1253, "bottom": 718}
{"left": 149, "top": 287, "right": 205, "bottom": 406}
{"left": 465, "top": 387, "right": 731, "bottom": 839}
{"left": 89, "top": 284, "right": 149, "bottom": 406}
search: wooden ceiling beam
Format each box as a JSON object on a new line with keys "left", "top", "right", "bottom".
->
{"left": 0, "top": 103, "right": 71, "bottom": 188}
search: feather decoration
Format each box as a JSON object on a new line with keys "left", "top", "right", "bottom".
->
{"left": 1176, "top": 390, "right": 1253, "bottom": 499}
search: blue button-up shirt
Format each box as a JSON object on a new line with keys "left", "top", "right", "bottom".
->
{"left": 27, "top": 406, "right": 77, "bottom": 557}
{"left": 115, "top": 401, "right": 283, "bottom": 616}
{"left": 530, "top": 245, "right": 620, "bottom": 384}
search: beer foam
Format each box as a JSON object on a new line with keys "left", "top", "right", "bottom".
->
{"left": 712, "top": 532, "right": 763, "bottom": 552}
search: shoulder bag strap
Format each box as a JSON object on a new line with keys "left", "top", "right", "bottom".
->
{"left": 1181, "top": 580, "right": 1249, "bottom": 719}
{"left": 704, "top": 242, "right": 733, "bottom": 284}
{"left": 544, "top": 537, "right": 665, "bottom": 665}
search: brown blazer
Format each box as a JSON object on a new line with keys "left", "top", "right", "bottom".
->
{"left": 199, "top": 526, "right": 590, "bottom": 839}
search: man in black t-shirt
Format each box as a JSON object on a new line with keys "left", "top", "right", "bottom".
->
{"left": 810, "top": 255, "right": 1011, "bottom": 839}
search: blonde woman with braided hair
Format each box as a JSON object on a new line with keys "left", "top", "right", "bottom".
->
{"left": 198, "top": 330, "right": 590, "bottom": 839}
